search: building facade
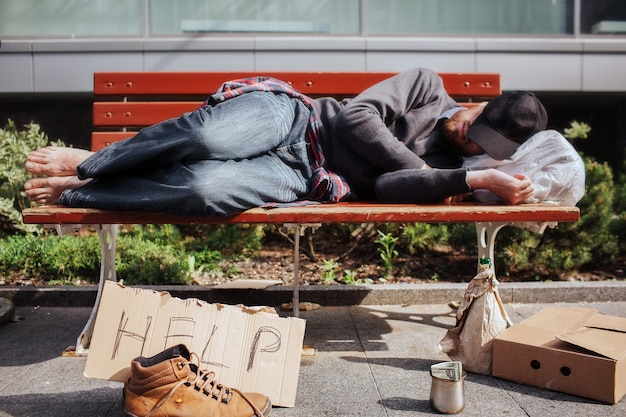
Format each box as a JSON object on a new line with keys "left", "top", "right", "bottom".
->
{"left": 1, "top": 0, "right": 625, "bottom": 165}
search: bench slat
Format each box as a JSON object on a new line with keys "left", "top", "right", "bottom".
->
{"left": 22, "top": 203, "right": 580, "bottom": 225}
{"left": 93, "top": 100, "right": 487, "bottom": 129}
{"left": 91, "top": 132, "right": 136, "bottom": 151}
{"left": 94, "top": 72, "right": 500, "bottom": 98}
{"left": 93, "top": 102, "right": 200, "bottom": 127}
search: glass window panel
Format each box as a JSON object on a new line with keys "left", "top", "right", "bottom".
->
{"left": 0, "top": 0, "right": 143, "bottom": 37}
{"left": 581, "top": 0, "right": 626, "bottom": 34}
{"left": 366, "top": 0, "right": 573, "bottom": 35}
{"left": 149, "top": 0, "right": 360, "bottom": 35}
{"left": 0, "top": 0, "right": 592, "bottom": 38}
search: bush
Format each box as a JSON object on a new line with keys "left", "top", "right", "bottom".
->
{"left": 116, "top": 234, "right": 190, "bottom": 285}
{"left": 0, "top": 120, "right": 66, "bottom": 234}
{"left": 400, "top": 223, "right": 452, "bottom": 254}
{"left": 610, "top": 156, "right": 626, "bottom": 254}
{"left": 0, "top": 233, "right": 100, "bottom": 282}
{"left": 181, "top": 224, "right": 264, "bottom": 256}
{"left": 0, "top": 229, "right": 195, "bottom": 285}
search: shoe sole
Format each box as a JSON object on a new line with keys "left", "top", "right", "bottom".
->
{"left": 123, "top": 402, "right": 272, "bottom": 417}
{"left": 260, "top": 399, "right": 272, "bottom": 416}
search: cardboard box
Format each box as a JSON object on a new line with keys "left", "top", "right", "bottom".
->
{"left": 492, "top": 306, "right": 626, "bottom": 404}
{"left": 84, "top": 281, "right": 306, "bottom": 407}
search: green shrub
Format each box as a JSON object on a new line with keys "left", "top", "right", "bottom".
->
{"left": 0, "top": 120, "right": 66, "bottom": 234}
{"left": 121, "top": 224, "right": 184, "bottom": 248}
{"left": 375, "top": 229, "right": 399, "bottom": 276}
{"left": 400, "top": 223, "right": 451, "bottom": 254}
{"left": 116, "top": 234, "right": 190, "bottom": 285}
{"left": 611, "top": 157, "right": 626, "bottom": 254}
{"left": 185, "top": 224, "right": 264, "bottom": 256}
{"left": 614, "top": 159, "right": 626, "bottom": 215}
{"left": 0, "top": 233, "right": 100, "bottom": 282}
{"left": 610, "top": 212, "right": 626, "bottom": 254}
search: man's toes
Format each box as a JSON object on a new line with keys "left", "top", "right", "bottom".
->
{"left": 25, "top": 159, "right": 49, "bottom": 175}
{"left": 25, "top": 161, "right": 38, "bottom": 174}
{"left": 24, "top": 178, "right": 43, "bottom": 189}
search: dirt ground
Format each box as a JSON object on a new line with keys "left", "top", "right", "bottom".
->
{"left": 197, "top": 232, "right": 626, "bottom": 287}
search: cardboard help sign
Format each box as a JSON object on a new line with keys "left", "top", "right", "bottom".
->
{"left": 84, "top": 281, "right": 306, "bottom": 407}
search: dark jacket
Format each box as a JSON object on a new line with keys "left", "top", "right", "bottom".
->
{"left": 312, "top": 67, "right": 471, "bottom": 202}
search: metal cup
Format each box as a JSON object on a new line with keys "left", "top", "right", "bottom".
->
{"left": 429, "top": 371, "right": 466, "bottom": 414}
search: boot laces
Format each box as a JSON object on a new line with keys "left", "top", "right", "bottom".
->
{"left": 183, "top": 353, "right": 268, "bottom": 417}
{"left": 184, "top": 358, "right": 232, "bottom": 404}
{"left": 141, "top": 352, "right": 268, "bottom": 417}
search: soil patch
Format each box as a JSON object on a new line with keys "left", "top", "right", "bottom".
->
{"left": 196, "top": 234, "right": 626, "bottom": 287}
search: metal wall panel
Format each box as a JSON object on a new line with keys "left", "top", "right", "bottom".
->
{"left": 2, "top": 37, "right": 626, "bottom": 93}
{"left": 0, "top": 41, "right": 33, "bottom": 93}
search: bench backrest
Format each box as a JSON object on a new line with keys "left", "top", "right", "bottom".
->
{"left": 92, "top": 71, "right": 501, "bottom": 151}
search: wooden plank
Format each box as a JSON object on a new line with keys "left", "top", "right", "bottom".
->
{"left": 93, "top": 102, "right": 201, "bottom": 127}
{"left": 94, "top": 72, "right": 395, "bottom": 96}
{"left": 91, "top": 132, "right": 135, "bottom": 150}
{"left": 94, "top": 72, "right": 500, "bottom": 98}
{"left": 93, "top": 100, "right": 488, "bottom": 130}
{"left": 22, "top": 203, "right": 580, "bottom": 226}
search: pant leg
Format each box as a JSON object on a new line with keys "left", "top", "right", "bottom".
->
{"left": 60, "top": 142, "right": 312, "bottom": 216}
{"left": 60, "top": 98, "right": 313, "bottom": 216}
{"left": 77, "top": 92, "right": 297, "bottom": 179}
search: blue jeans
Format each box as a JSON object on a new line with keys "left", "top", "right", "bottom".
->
{"left": 60, "top": 92, "right": 314, "bottom": 216}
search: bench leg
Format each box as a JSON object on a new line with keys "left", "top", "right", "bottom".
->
{"left": 474, "top": 222, "right": 508, "bottom": 275}
{"left": 475, "top": 220, "right": 558, "bottom": 275}
{"left": 283, "top": 223, "right": 321, "bottom": 318}
{"left": 474, "top": 221, "right": 515, "bottom": 326}
{"left": 63, "top": 224, "right": 118, "bottom": 356}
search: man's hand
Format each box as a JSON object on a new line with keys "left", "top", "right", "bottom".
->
{"left": 465, "top": 169, "right": 534, "bottom": 205}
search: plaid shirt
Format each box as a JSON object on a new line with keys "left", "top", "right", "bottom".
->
{"left": 205, "top": 77, "right": 352, "bottom": 204}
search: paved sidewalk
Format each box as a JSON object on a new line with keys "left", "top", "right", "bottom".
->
{"left": 1, "top": 300, "right": 625, "bottom": 416}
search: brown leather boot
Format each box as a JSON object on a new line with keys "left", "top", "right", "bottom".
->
{"left": 123, "top": 344, "right": 271, "bottom": 417}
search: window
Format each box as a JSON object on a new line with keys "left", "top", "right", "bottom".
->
{"left": 1, "top": 0, "right": 623, "bottom": 38}
{"left": 581, "top": 0, "right": 626, "bottom": 34}
{"left": 0, "top": 0, "right": 143, "bottom": 37}
{"left": 366, "top": 0, "right": 573, "bottom": 35}
{"left": 149, "top": 0, "right": 359, "bottom": 35}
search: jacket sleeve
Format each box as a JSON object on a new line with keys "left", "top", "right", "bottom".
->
{"left": 374, "top": 168, "right": 471, "bottom": 203}
{"left": 331, "top": 67, "right": 458, "bottom": 172}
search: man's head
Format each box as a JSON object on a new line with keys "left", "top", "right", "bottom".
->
{"left": 467, "top": 91, "right": 548, "bottom": 160}
{"left": 441, "top": 91, "right": 547, "bottom": 160}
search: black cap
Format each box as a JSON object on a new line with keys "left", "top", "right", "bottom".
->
{"left": 468, "top": 91, "right": 548, "bottom": 160}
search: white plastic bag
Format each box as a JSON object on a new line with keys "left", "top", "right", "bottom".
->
{"left": 462, "top": 130, "right": 585, "bottom": 206}
{"left": 439, "top": 261, "right": 510, "bottom": 375}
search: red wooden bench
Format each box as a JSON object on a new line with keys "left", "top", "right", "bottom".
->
{"left": 21, "top": 71, "right": 580, "bottom": 354}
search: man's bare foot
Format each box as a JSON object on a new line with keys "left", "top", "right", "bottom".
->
{"left": 24, "top": 176, "right": 91, "bottom": 205}
{"left": 25, "top": 146, "right": 94, "bottom": 177}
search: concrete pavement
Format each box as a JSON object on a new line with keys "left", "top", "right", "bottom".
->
{"left": 0, "top": 283, "right": 625, "bottom": 416}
